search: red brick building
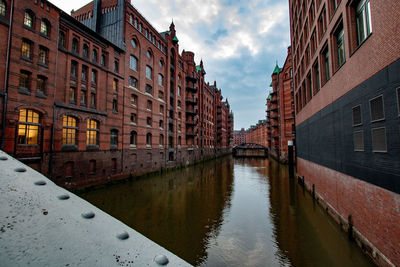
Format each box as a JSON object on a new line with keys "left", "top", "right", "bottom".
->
{"left": 245, "top": 120, "right": 268, "bottom": 148}
{"left": 233, "top": 128, "right": 246, "bottom": 146}
{"left": 266, "top": 47, "right": 295, "bottom": 162}
{"left": 0, "top": 0, "right": 233, "bottom": 188}
{"left": 290, "top": 0, "right": 400, "bottom": 265}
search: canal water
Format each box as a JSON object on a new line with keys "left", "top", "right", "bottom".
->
{"left": 79, "top": 156, "right": 375, "bottom": 266}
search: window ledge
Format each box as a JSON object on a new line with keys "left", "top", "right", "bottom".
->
{"left": 18, "top": 88, "right": 31, "bottom": 95}
{"left": 37, "top": 62, "right": 48, "bottom": 69}
{"left": 35, "top": 92, "right": 47, "bottom": 99}
{"left": 86, "top": 145, "right": 99, "bottom": 151}
{"left": 110, "top": 145, "right": 118, "bottom": 151}
{"left": 61, "top": 144, "right": 78, "bottom": 151}
{"left": 21, "top": 57, "right": 33, "bottom": 63}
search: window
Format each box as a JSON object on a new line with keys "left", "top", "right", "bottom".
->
{"left": 370, "top": 95, "right": 384, "bottom": 122}
{"left": 160, "top": 105, "right": 164, "bottom": 114}
{"left": 371, "top": 127, "right": 387, "bottom": 152}
{"left": 159, "top": 134, "right": 164, "bottom": 146}
{"left": 130, "top": 131, "right": 137, "bottom": 146}
{"left": 147, "top": 100, "right": 152, "bottom": 110}
{"left": 130, "top": 113, "right": 136, "bottom": 124}
{"left": 18, "top": 109, "right": 40, "bottom": 145}
{"left": 86, "top": 119, "right": 99, "bottom": 146}
{"left": 145, "top": 84, "right": 152, "bottom": 95}
{"left": 131, "top": 94, "right": 137, "bottom": 106}
{"left": 178, "top": 86, "right": 181, "bottom": 96}
{"left": 355, "top": 0, "right": 371, "bottom": 45}
{"left": 69, "top": 87, "right": 76, "bottom": 104}
{"left": 114, "top": 60, "right": 119, "bottom": 73}
{"left": 58, "top": 31, "right": 65, "bottom": 48}
{"left": 92, "top": 49, "right": 98, "bottom": 63}
{"left": 21, "top": 40, "right": 32, "bottom": 60}
{"left": 40, "top": 19, "right": 50, "bottom": 37}
{"left": 352, "top": 105, "right": 362, "bottom": 125}
{"left": 112, "top": 96, "right": 118, "bottom": 112}
{"left": 38, "top": 46, "right": 48, "bottom": 65}
{"left": 70, "top": 61, "right": 77, "bottom": 78}
{"left": 129, "top": 14, "right": 133, "bottom": 24}
{"left": 0, "top": 1, "right": 6, "bottom": 16}
{"left": 81, "top": 66, "right": 88, "bottom": 82}
{"left": 36, "top": 76, "right": 46, "bottom": 95}
{"left": 321, "top": 44, "right": 330, "bottom": 84}
{"left": 146, "top": 65, "right": 152, "bottom": 80}
{"left": 178, "top": 100, "right": 181, "bottom": 108}
{"left": 91, "top": 70, "right": 97, "bottom": 84}
{"left": 19, "top": 70, "right": 31, "bottom": 91}
{"left": 139, "top": 23, "right": 142, "bottom": 32}
{"left": 159, "top": 60, "right": 163, "bottom": 68}
{"left": 24, "top": 10, "right": 33, "bottom": 28}
{"left": 130, "top": 55, "right": 138, "bottom": 71}
{"left": 101, "top": 54, "right": 106, "bottom": 66}
{"left": 129, "top": 76, "right": 137, "bottom": 88}
{"left": 110, "top": 129, "right": 118, "bottom": 147}
{"left": 158, "top": 90, "right": 164, "bottom": 100}
{"left": 113, "top": 79, "right": 118, "bottom": 92}
{"left": 131, "top": 39, "right": 137, "bottom": 48}
{"left": 318, "top": 7, "right": 327, "bottom": 39}
{"left": 335, "top": 25, "right": 345, "bottom": 69}
{"left": 159, "top": 120, "right": 163, "bottom": 129}
{"left": 329, "top": 0, "right": 340, "bottom": 17}
{"left": 82, "top": 44, "right": 89, "bottom": 58}
{"left": 80, "top": 88, "right": 86, "bottom": 106}
{"left": 134, "top": 19, "right": 138, "bottom": 28}
{"left": 72, "top": 38, "right": 79, "bottom": 54}
{"left": 62, "top": 116, "right": 77, "bottom": 145}
{"left": 146, "top": 133, "right": 152, "bottom": 146}
{"left": 147, "top": 50, "right": 151, "bottom": 59}
{"left": 90, "top": 92, "right": 96, "bottom": 108}
{"left": 313, "top": 60, "right": 320, "bottom": 93}
{"left": 147, "top": 117, "right": 152, "bottom": 127}
{"left": 397, "top": 88, "right": 400, "bottom": 115}
{"left": 353, "top": 130, "right": 364, "bottom": 151}
{"left": 158, "top": 74, "right": 163, "bottom": 86}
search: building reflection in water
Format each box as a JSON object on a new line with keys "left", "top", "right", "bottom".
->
{"left": 79, "top": 156, "right": 374, "bottom": 266}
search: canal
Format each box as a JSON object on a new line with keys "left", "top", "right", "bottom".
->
{"left": 79, "top": 156, "right": 375, "bottom": 266}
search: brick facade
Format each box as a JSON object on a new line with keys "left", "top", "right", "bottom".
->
{"left": 290, "top": 0, "right": 400, "bottom": 265}
{"left": 0, "top": 0, "right": 233, "bottom": 188}
{"left": 266, "top": 47, "right": 295, "bottom": 162}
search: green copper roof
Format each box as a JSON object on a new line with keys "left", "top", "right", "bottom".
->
{"left": 196, "top": 65, "right": 202, "bottom": 71}
{"left": 173, "top": 36, "right": 179, "bottom": 42}
{"left": 272, "top": 63, "right": 280, "bottom": 75}
{"left": 267, "top": 94, "right": 271, "bottom": 101}
{"left": 269, "top": 81, "right": 272, "bottom": 87}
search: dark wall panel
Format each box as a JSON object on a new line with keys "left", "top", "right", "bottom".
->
{"left": 297, "top": 59, "right": 400, "bottom": 194}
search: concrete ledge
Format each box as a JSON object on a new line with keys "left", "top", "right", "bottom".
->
{"left": 0, "top": 150, "right": 191, "bottom": 266}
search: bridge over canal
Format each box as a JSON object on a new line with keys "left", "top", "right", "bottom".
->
{"left": 232, "top": 143, "right": 268, "bottom": 157}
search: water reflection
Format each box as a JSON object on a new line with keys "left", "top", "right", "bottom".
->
{"left": 79, "top": 156, "right": 374, "bottom": 267}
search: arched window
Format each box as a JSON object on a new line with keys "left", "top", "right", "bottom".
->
{"left": 40, "top": 19, "right": 50, "bottom": 37}
{"left": 86, "top": 119, "right": 99, "bottom": 146}
{"left": 131, "top": 39, "right": 137, "bottom": 48}
{"left": 82, "top": 44, "right": 89, "bottom": 58}
{"left": 146, "top": 133, "right": 152, "bottom": 146}
{"left": 129, "top": 14, "right": 133, "bottom": 24}
{"left": 110, "top": 129, "right": 118, "bottom": 147}
{"left": 159, "top": 134, "right": 164, "bottom": 146}
{"left": 24, "top": 10, "right": 34, "bottom": 28}
{"left": 58, "top": 31, "right": 66, "bottom": 48}
{"left": 134, "top": 19, "right": 138, "bottom": 28}
{"left": 18, "top": 109, "right": 40, "bottom": 145}
{"left": 130, "top": 131, "right": 137, "bottom": 146}
{"left": 62, "top": 116, "right": 77, "bottom": 145}
{"left": 146, "top": 50, "right": 151, "bottom": 59}
{"left": 101, "top": 54, "right": 106, "bottom": 66}
{"left": 92, "top": 49, "right": 98, "bottom": 63}
{"left": 130, "top": 55, "right": 137, "bottom": 71}
{"left": 0, "top": 1, "right": 6, "bottom": 16}
{"left": 72, "top": 38, "right": 79, "bottom": 54}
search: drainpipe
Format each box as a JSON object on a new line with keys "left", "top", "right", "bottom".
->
{"left": 1, "top": 0, "right": 15, "bottom": 150}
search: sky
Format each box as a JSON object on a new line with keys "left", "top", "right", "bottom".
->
{"left": 49, "top": 0, "right": 291, "bottom": 130}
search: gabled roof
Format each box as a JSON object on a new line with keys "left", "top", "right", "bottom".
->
{"left": 272, "top": 63, "right": 280, "bottom": 75}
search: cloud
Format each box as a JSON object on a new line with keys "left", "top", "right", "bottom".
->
{"left": 51, "top": 0, "right": 290, "bottom": 130}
